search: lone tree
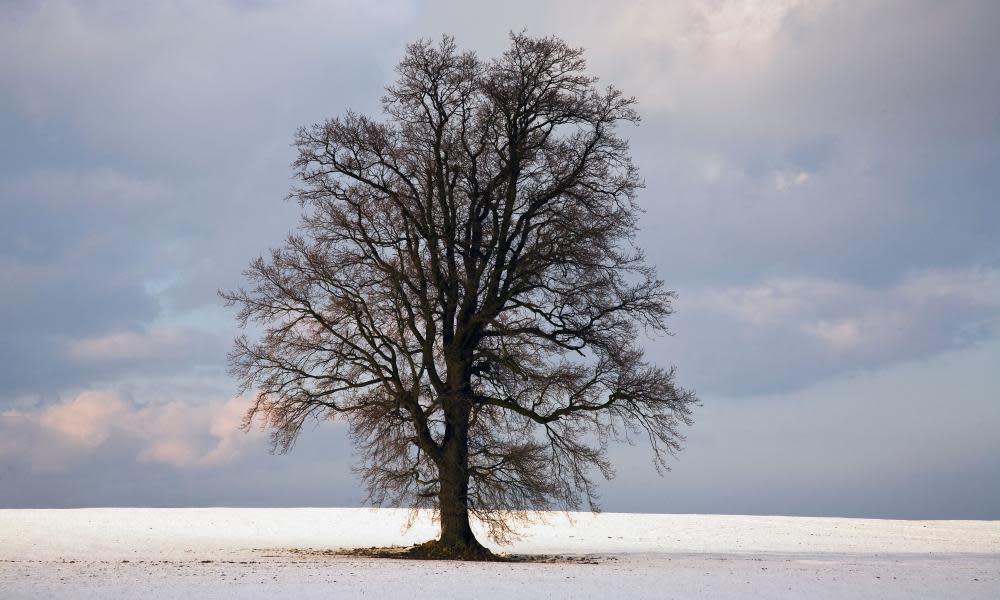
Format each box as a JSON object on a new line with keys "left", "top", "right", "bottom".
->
{"left": 224, "top": 33, "right": 696, "bottom": 559}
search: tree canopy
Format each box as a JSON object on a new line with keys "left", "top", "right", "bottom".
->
{"left": 224, "top": 33, "right": 697, "bottom": 558}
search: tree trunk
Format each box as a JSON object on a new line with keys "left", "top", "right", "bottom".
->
{"left": 438, "top": 467, "right": 476, "bottom": 548}
{"left": 434, "top": 397, "right": 488, "bottom": 557}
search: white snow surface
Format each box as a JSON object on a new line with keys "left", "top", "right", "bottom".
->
{"left": 1, "top": 508, "right": 997, "bottom": 598}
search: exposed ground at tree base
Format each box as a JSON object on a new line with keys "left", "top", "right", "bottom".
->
{"left": 322, "top": 542, "right": 602, "bottom": 563}
{"left": 332, "top": 540, "right": 502, "bottom": 562}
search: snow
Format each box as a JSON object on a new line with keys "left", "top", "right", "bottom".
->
{"left": 2, "top": 508, "right": 997, "bottom": 598}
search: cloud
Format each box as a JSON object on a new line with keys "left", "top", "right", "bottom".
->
{"left": 550, "top": 0, "right": 1000, "bottom": 286}
{"left": 0, "top": 169, "right": 168, "bottom": 335}
{"left": 1, "top": 0, "right": 998, "bottom": 516}
{"left": 559, "top": 0, "right": 830, "bottom": 114}
{"left": 560, "top": 0, "right": 998, "bottom": 147}
{"left": 800, "top": 318, "right": 862, "bottom": 349}
{"left": 0, "top": 0, "right": 416, "bottom": 170}
{"left": 705, "top": 267, "right": 1000, "bottom": 347}
{"left": 0, "top": 0, "right": 415, "bottom": 314}
{"left": 0, "top": 391, "right": 263, "bottom": 471}
{"left": 662, "top": 267, "right": 1000, "bottom": 394}
{"left": 773, "top": 169, "right": 809, "bottom": 191}
{"left": 66, "top": 327, "right": 209, "bottom": 363}
{"left": 0, "top": 387, "right": 359, "bottom": 509}
{"left": 36, "top": 390, "right": 128, "bottom": 447}
{"left": 0, "top": 167, "right": 233, "bottom": 396}
{"left": 606, "top": 338, "right": 1000, "bottom": 519}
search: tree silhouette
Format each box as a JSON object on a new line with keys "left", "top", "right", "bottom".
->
{"left": 224, "top": 33, "right": 696, "bottom": 559}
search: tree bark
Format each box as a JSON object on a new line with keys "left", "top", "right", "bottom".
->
{"left": 435, "top": 398, "right": 484, "bottom": 554}
{"left": 438, "top": 467, "right": 475, "bottom": 547}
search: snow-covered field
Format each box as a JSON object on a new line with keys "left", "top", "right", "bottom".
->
{"left": 1, "top": 508, "right": 997, "bottom": 599}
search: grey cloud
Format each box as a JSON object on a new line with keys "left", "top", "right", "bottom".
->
{"left": 415, "top": 2, "right": 998, "bottom": 286}
{"left": 0, "top": 169, "right": 222, "bottom": 395}
{"left": 4, "top": 341, "right": 995, "bottom": 519}
{"left": 0, "top": 0, "right": 420, "bottom": 318}
{"left": 1, "top": 0, "right": 997, "bottom": 518}
{"left": 657, "top": 268, "right": 1000, "bottom": 396}
{"left": 603, "top": 339, "right": 1000, "bottom": 519}
{"left": 0, "top": 1, "right": 413, "bottom": 173}
{"left": 0, "top": 0, "right": 423, "bottom": 398}
{"left": 0, "top": 388, "right": 359, "bottom": 508}
{"left": 560, "top": 0, "right": 1000, "bottom": 285}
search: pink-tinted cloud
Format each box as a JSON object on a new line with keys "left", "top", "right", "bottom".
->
{"left": 37, "top": 390, "right": 127, "bottom": 446}
{"left": 0, "top": 391, "right": 263, "bottom": 471}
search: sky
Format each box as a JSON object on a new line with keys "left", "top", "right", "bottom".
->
{"left": 1, "top": 0, "right": 998, "bottom": 519}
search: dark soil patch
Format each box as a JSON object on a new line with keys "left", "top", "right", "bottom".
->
{"left": 283, "top": 543, "right": 603, "bottom": 564}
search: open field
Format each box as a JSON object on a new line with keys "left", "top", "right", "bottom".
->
{"left": 1, "top": 508, "right": 997, "bottom": 598}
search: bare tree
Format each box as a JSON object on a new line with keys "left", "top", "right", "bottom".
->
{"left": 224, "top": 33, "right": 697, "bottom": 559}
